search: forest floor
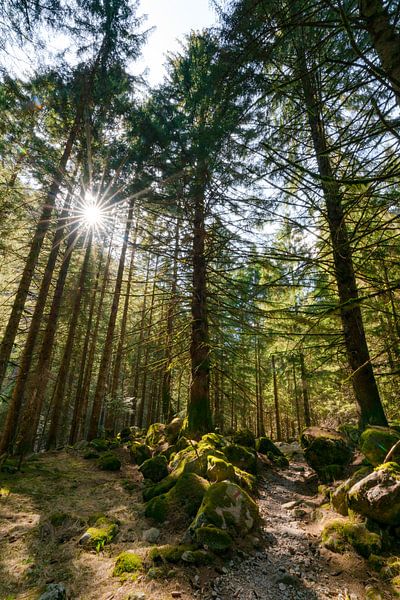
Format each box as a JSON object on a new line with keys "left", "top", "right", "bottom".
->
{"left": 0, "top": 447, "right": 396, "bottom": 600}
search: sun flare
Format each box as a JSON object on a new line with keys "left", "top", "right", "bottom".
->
{"left": 78, "top": 192, "right": 107, "bottom": 231}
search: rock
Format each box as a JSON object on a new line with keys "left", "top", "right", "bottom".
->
{"left": 331, "top": 466, "right": 372, "bottom": 516}
{"left": 321, "top": 518, "right": 381, "bottom": 557}
{"left": 232, "top": 429, "right": 256, "bottom": 448}
{"left": 199, "top": 433, "right": 227, "bottom": 450}
{"left": 181, "top": 549, "right": 213, "bottom": 565}
{"left": 194, "top": 525, "right": 233, "bottom": 551}
{"left": 223, "top": 444, "right": 257, "bottom": 475}
{"left": 90, "top": 438, "right": 109, "bottom": 452}
{"left": 38, "top": 584, "right": 67, "bottom": 600}
{"left": 300, "top": 427, "right": 352, "bottom": 482}
{"left": 165, "top": 417, "right": 184, "bottom": 443}
{"left": 130, "top": 442, "right": 152, "bottom": 466}
{"left": 188, "top": 480, "right": 260, "bottom": 543}
{"left": 233, "top": 466, "right": 257, "bottom": 494}
{"left": 359, "top": 427, "right": 400, "bottom": 466}
{"left": 206, "top": 456, "right": 235, "bottom": 483}
{"left": 79, "top": 516, "right": 118, "bottom": 549}
{"left": 256, "top": 436, "right": 284, "bottom": 458}
{"left": 146, "top": 423, "right": 166, "bottom": 446}
{"left": 347, "top": 462, "right": 400, "bottom": 525}
{"left": 145, "top": 472, "right": 209, "bottom": 524}
{"left": 97, "top": 452, "right": 121, "bottom": 471}
{"left": 282, "top": 500, "right": 301, "bottom": 510}
{"left": 149, "top": 544, "right": 195, "bottom": 564}
{"left": 113, "top": 551, "right": 142, "bottom": 576}
{"left": 142, "top": 527, "right": 161, "bottom": 543}
{"left": 139, "top": 454, "right": 169, "bottom": 482}
{"left": 128, "top": 593, "right": 146, "bottom": 600}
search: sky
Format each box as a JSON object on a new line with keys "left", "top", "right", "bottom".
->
{"left": 135, "top": 0, "right": 218, "bottom": 86}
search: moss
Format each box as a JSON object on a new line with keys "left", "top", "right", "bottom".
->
{"left": 195, "top": 525, "right": 233, "bottom": 552}
{"left": 321, "top": 519, "right": 381, "bottom": 558}
{"left": 98, "top": 452, "right": 121, "bottom": 471}
{"left": 256, "top": 436, "right": 283, "bottom": 458}
{"left": 149, "top": 544, "right": 194, "bottom": 564}
{"left": 165, "top": 417, "right": 183, "bottom": 443}
{"left": 129, "top": 442, "right": 151, "bottom": 466}
{"left": 331, "top": 466, "right": 372, "bottom": 516}
{"left": 232, "top": 429, "right": 256, "bottom": 448}
{"left": 368, "top": 554, "right": 386, "bottom": 572}
{"left": 301, "top": 427, "right": 352, "bottom": 481}
{"left": 147, "top": 566, "right": 173, "bottom": 579}
{"left": 200, "top": 433, "right": 227, "bottom": 450}
{"left": 206, "top": 456, "right": 235, "bottom": 482}
{"left": 86, "top": 517, "right": 118, "bottom": 549}
{"left": 318, "top": 464, "right": 346, "bottom": 484}
{"left": 145, "top": 472, "right": 209, "bottom": 524}
{"left": 113, "top": 551, "right": 142, "bottom": 577}
{"left": 360, "top": 427, "right": 400, "bottom": 467}
{"left": 143, "top": 474, "right": 178, "bottom": 502}
{"left": 139, "top": 455, "right": 169, "bottom": 482}
{"left": 174, "top": 436, "right": 191, "bottom": 452}
{"left": 90, "top": 438, "right": 109, "bottom": 452}
{"left": 223, "top": 444, "right": 257, "bottom": 475}
{"left": 146, "top": 423, "right": 166, "bottom": 446}
{"left": 190, "top": 481, "right": 260, "bottom": 539}
{"left": 233, "top": 467, "right": 257, "bottom": 494}
{"left": 267, "top": 451, "right": 289, "bottom": 468}
{"left": 374, "top": 461, "right": 400, "bottom": 478}
{"left": 83, "top": 450, "right": 99, "bottom": 459}
{"left": 338, "top": 424, "right": 361, "bottom": 445}
{"left": 381, "top": 558, "right": 400, "bottom": 579}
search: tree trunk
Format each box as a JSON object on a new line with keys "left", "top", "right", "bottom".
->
{"left": 87, "top": 202, "right": 134, "bottom": 440}
{"left": 359, "top": 0, "right": 400, "bottom": 104}
{"left": 188, "top": 166, "right": 213, "bottom": 436}
{"left": 0, "top": 109, "right": 83, "bottom": 394}
{"left": 46, "top": 235, "right": 92, "bottom": 449}
{"left": 271, "top": 355, "right": 281, "bottom": 441}
{"left": 299, "top": 352, "right": 311, "bottom": 428}
{"left": 292, "top": 359, "right": 301, "bottom": 434}
{"left": 298, "top": 52, "right": 388, "bottom": 428}
{"left": 1, "top": 193, "right": 73, "bottom": 455}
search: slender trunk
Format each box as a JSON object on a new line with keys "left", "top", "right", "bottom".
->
{"left": 46, "top": 235, "right": 92, "bottom": 449}
{"left": 87, "top": 202, "right": 134, "bottom": 439}
{"left": 130, "top": 256, "right": 151, "bottom": 426}
{"left": 359, "top": 0, "right": 400, "bottom": 105}
{"left": 188, "top": 167, "right": 212, "bottom": 436}
{"left": 7, "top": 213, "right": 81, "bottom": 454}
{"left": 298, "top": 52, "right": 387, "bottom": 427}
{"left": 292, "top": 359, "right": 301, "bottom": 435}
{"left": 161, "top": 218, "right": 180, "bottom": 421}
{"left": 68, "top": 249, "right": 104, "bottom": 444}
{"left": 271, "top": 355, "right": 281, "bottom": 441}
{"left": 104, "top": 223, "right": 137, "bottom": 435}
{"left": 299, "top": 352, "right": 311, "bottom": 428}
{"left": 0, "top": 109, "right": 83, "bottom": 394}
{"left": 137, "top": 258, "right": 158, "bottom": 429}
{"left": 1, "top": 194, "right": 73, "bottom": 455}
{"left": 256, "top": 336, "right": 265, "bottom": 437}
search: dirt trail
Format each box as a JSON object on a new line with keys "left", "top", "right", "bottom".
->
{"left": 0, "top": 451, "right": 393, "bottom": 600}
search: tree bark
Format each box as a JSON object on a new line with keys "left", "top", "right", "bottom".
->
{"left": 298, "top": 52, "right": 388, "bottom": 428}
{"left": 299, "top": 352, "right": 311, "bottom": 428}
{"left": 271, "top": 354, "right": 281, "bottom": 441}
{"left": 46, "top": 234, "right": 92, "bottom": 449}
{"left": 187, "top": 165, "right": 213, "bottom": 436}
{"left": 87, "top": 201, "right": 134, "bottom": 440}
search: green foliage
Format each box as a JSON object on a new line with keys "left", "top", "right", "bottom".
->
{"left": 113, "top": 552, "right": 142, "bottom": 577}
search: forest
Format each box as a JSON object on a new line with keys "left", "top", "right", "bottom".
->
{"left": 0, "top": 1, "right": 399, "bottom": 599}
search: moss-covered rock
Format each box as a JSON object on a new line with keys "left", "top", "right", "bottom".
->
{"left": 129, "top": 442, "right": 152, "bottom": 466}
{"left": 113, "top": 551, "right": 142, "bottom": 577}
{"left": 256, "top": 436, "right": 284, "bottom": 458}
{"left": 233, "top": 467, "right": 257, "bottom": 494}
{"left": 189, "top": 481, "right": 260, "bottom": 542}
{"left": 232, "top": 429, "right": 256, "bottom": 448}
{"left": 145, "top": 472, "right": 209, "bottom": 524}
{"left": 300, "top": 427, "right": 352, "bottom": 482}
{"left": 331, "top": 466, "right": 372, "bottom": 516}
{"left": 149, "top": 544, "right": 194, "bottom": 564}
{"left": 90, "top": 438, "right": 109, "bottom": 452}
{"left": 194, "top": 525, "right": 233, "bottom": 552}
{"left": 181, "top": 548, "right": 214, "bottom": 565}
{"left": 321, "top": 518, "right": 382, "bottom": 558}
{"left": 165, "top": 417, "right": 184, "bottom": 443}
{"left": 200, "top": 432, "right": 227, "bottom": 450}
{"left": 80, "top": 516, "right": 118, "bottom": 549}
{"left": 359, "top": 427, "right": 400, "bottom": 467}
{"left": 338, "top": 424, "right": 361, "bottom": 446}
{"left": 223, "top": 444, "right": 257, "bottom": 475}
{"left": 206, "top": 456, "right": 235, "bottom": 483}
{"left": 142, "top": 474, "right": 178, "bottom": 502}
{"left": 146, "top": 423, "right": 166, "bottom": 447}
{"left": 348, "top": 462, "right": 400, "bottom": 525}
{"left": 139, "top": 455, "right": 169, "bottom": 482}
{"left": 98, "top": 452, "right": 121, "bottom": 471}
{"left": 83, "top": 450, "right": 99, "bottom": 460}
{"left": 381, "top": 557, "right": 400, "bottom": 579}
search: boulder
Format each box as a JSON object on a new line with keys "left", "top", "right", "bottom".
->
{"left": 347, "top": 462, "right": 400, "bottom": 526}
{"left": 142, "top": 527, "right": 160, "bottom": 543}
{"left": 300, "top": 427, "right": 352, "bottom": 482}
{"left": 139, "top": 455, "right": 169, "bottom": 482}
{"left": 321, "top": 518, "right": 381, "bottom": 558}
{"left": 359, "top": 427, "right": 400, "bottom": 466}
{"left": 256, "top": 436, "right": 284, "bottom": 458}
{"left": 79, "top": 516, "right": 118, "bottom": 549}
{"left": 232, "top": 429, "right": 256, "bottom": 448}
{"left": 90, "top": 438, "right": 109, "bottom": 452}
{"left": 146, "top": 423, "right": 166, "bottom": 446}
{"left": 38, "top": 584, "right": 67, "bottom": 600}
{"left": 130, "top": 442, "right": 152, "bottom": 466}
{"left": 223, "top": 444, "right": 257, "bottom": 475}
{"left": 189, "top": 481, "right": 260, "bottom": 542}
{"left": 206, "top": 456, "right": 235, "bottom": 483}
{"left": 145, "top": 472, "right": 209, "bottom": 524}
{"left": 165, "top": 417, "right": 184, "bottom": 443}
{"left": 331, "top": 466, "right": 372, "bottom": 516}
{"left": 194, "top": 525, "right": 233, "bottom": 552}
{"left": 98, "top": 452, "right": 121, "bottom": 471}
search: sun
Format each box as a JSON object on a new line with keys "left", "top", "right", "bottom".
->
{"left": 78, "top": 192, "right": 107, "bottom": 230}
{"left": 83, "top": 202, "right": 102, "bottom": 226}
